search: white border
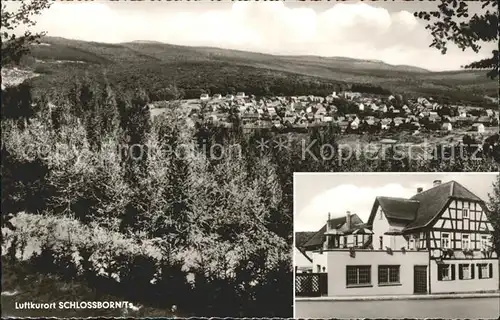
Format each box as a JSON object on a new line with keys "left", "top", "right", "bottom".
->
{"left": 292, "top": 171, "right": 498, "bottom": 317}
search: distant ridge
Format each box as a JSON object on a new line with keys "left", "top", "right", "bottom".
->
{"left": 23, "top": 36, "right": 497, "bottom": 105}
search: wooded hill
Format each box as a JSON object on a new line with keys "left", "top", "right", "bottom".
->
{"left": 24, "top": 36, "right": 497, "bottom": 106}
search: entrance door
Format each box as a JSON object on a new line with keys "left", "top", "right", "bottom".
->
{"left": 413, "top": 265, "right": 427, "bottom": 294}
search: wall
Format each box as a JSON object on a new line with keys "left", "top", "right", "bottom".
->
{"left": 431, "top": 199, "right": 494, "bottom": 251}
{"left": 311, "top": 251, "right": 328, "bottom": 273}
{"left": 294, "top": 247, "right": 312, "bottom": 271}
{"left": 430, "top": 258, "right": 499, "bottom": 293}
{"left": 372, "top": 207, "right": 407, "bottom": 250}
{"left": 325, "top": 250, "right": 428, "bottom": 296}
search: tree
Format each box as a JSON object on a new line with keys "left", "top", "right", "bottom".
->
{"left": 415, "top": 0, "right": 498, "bottom": 79}
{"left": 1, "top": 0, "right": 52, "bottom": 65}
{"left": 100, "top": 83, "right": 119, "bottom": 136}
{"left": 1, "top": 81, "right": 35, "bottom": 125}
{"left": 487, "top": 174, "right": 500, "bottom": 257}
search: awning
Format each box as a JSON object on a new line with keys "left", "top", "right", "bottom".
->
{"left": 324, "top": 230, "right": 344, "bottom": 235}
{"left": 352, "top": 228, "right": 374, "bottom": 235}
{"left": 384, "top": 228, "right": 403, "bottom": 235}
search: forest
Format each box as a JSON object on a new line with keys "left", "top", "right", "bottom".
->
{"left": 2, "top": 70, "right": 499, "bottom": 316}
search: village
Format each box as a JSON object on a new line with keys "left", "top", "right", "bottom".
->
{"left": 154, "top": 91, "right": 499, "bottom": 138}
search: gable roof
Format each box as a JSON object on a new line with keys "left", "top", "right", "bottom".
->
{"left": 404, "top": 181, "right": 484, "bottom": 230}
{"left": 376, "top": 196, "right": 419, "bottom": 222}
{"left": 302, "top": 225, "right": 327, "bottom": 249}
{"left": 295, "top": 231, "right": 317, "bottom": 249}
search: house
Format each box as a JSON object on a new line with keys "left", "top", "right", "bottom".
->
{"left": 350, "top": 118, "right": 360, "bottom": 130}
{"left": 300, "top": 180, "right": 497, "bottom": 297}
{"left": 267, "top": 107, "right": 277, "bottom": 115}
{"left": 393, "top": 117, "right": 405, "bottom": 126}
{"left": 212, "top": 94, "right": 222, "bottom": 99}
{"left": 478, "top": 116, "right": 492, "bottom": 125}
{"left": 200, "top": 93, "right": 210, "bottom": 101}
{"left": 302, "top": 212, "right": 368, "bottom": 273}
{"left": 295, "top": 246, "right": 313, "bottom": 273}
{"left": 442, "top": 122, "right": 452, "bottom": 131}
{"left": 295, "top": 231, "right": 317, "bottom": 273}
{"left": 241, "top": 113, "right": 260, "bottom": 124}
{"left": 236, "top": 92, "right": 246, "bottom": 99}
{"left": 380, "top": 119, "right": 391, "bottom": 130}
{"left": 225, "top": 94, "right": 234, "bottom": 101}
{"left": 472, "top": 123, "right": 485, "bottom": 133}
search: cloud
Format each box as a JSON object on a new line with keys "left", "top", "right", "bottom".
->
{"left": 295, "top": 183, "right": 415, "bottom": 232}
{"left": 10, "top": 1, "right": 494, "bottom": 71}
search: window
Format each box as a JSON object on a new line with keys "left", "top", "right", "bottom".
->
{"left": 441, "top": 233, "right": 450, "bottom": 249}
{"left": 346, "top": 266, "right": 371, "bottom": 286}
{"left": 462, "top": 209, "right": 469, "bottom": 219}
{"left": 462, "top": 234, "right": 470, "bottom": 250}
{"left": 409, "top": 236, "right": 416, "bottom": 250}
{"left": 459, "top": 264, "right": 474, "bottom": 280}
{"left": 481, "top": 236, "right": 490, "bottom": 250}
{"left": 379, "top": 236, "right": 383, "bottom": 250}
{"left": 357, "top": 235, "right": 363, "bottom": 247}
{"left": 438, "top": 264, "right": 455, "bottom": 281}
{"left": 379, "top": 210, "right": 383, "bottom": 220}
{"left": 378, "top": 265, "right": 400, "bottom": 285}
{"left": 478, "top": 263, "right": 493, "bottom": 279}
{"left": 316, "top": 265, "right": 321, "bottom": 273}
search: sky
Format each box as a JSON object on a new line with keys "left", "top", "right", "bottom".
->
{"left": 6, "top": 0, "right": 496, "bottom": 71}
{"left": 294, "top": 173, "right": 498, "bottom": 232}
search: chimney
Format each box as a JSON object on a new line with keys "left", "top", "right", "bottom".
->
{"left": 346, "top": 211, "right": 351, "bottom": 230}
{"left": 433, "top": 180, "right": 442, "bottom": 187}
{"left": 417, "top": 187, "right": 423, "bottom": 193}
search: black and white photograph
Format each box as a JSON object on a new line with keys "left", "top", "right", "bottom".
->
{"left": 294, "top": 173, "right": 500, "bottom": 318}
{"left": 0, "top": 0, "right": 498, "bottom": 318}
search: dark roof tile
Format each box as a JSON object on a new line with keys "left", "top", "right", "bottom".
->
{"left": 295, "top": 231, "right": 317, "bottom": 249}
{"left": 377, "top": 196, "right": 419, "bottom": 221}
{"left": 404, "top": 181, "right": 483, "bottom": 230}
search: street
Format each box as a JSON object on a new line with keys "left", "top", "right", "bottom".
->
{"left": 295, "top": 298, "right": 500, "bottom": 319}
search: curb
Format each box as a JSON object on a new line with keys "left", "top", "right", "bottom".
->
{"left": 296, "top": 293, "right": 500, "bottom": 302}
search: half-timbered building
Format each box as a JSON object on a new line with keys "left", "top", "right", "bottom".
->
{"left": 298, "top": 180, "right": 498, "bottom": 297}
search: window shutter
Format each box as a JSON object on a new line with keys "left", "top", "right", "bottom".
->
{"left": 437, "top": 265, "right": 443, "bottom": 281}
{"left": 451, "top": 264, "right": 456, "bottom": 280}
{"left": 458, "top": 264, "right": 463, "bottom": 280}
{"left": 478, "top": 264, "right": 482, "bottom": 279}
{"left": 489, "top": 264, "right": 493, "bottom": 278}
{"left": 346, "top": 267, "right": 349, "bottom": 286}
{"left": 471, "top": 264, "right": 475, "bottom": 279}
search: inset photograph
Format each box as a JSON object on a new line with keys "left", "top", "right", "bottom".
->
{"left": 294, "top": 173, "right": 499, "bottom": 319}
